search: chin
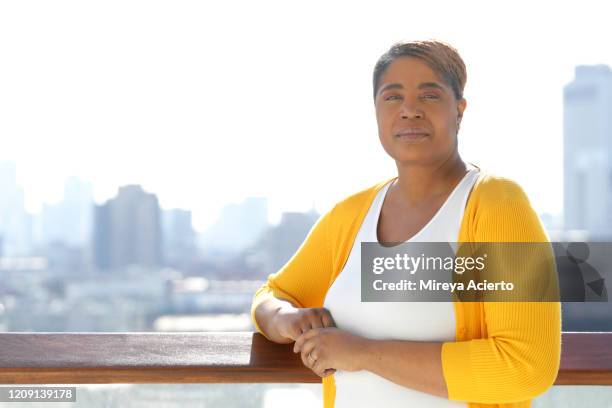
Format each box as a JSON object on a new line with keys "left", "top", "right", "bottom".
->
{"left": 390, "top": 152, "right": 438, "bottom": 165}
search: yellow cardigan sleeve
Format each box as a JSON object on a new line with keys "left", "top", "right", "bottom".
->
{"left": 251, "top": 206, "right": 335, "bottom": 340}
{"left": 441, "top": 197, "right": 562, "bottom": 403}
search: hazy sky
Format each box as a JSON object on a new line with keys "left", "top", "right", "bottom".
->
{"left": 1, "top": 0, "right": 610, "bottom": 230}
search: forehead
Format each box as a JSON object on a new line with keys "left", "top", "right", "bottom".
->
{"left": 379, "top": 56, "right": 449, "bottom": 91}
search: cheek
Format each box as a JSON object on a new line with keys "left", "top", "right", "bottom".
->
{"left": 375, "top": 108, "right": 395, "bottom": 133}
{"left": 430, "top": 111, "right": 456, "bottom": 135}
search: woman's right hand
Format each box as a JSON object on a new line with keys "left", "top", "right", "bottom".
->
{"left": 268, "top": 305, "right": 337, "bottom": 377}
{"left": 274, "top": 306, "right": 336, "bottom": 342}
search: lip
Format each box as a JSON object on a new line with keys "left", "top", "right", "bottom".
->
{"left": 395, "top": 128, "right": 430, "bottom": 140}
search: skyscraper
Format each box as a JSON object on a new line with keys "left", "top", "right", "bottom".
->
{"left": 40, "top": 177, "right": 93, "bottom": 248}
{"left": 93, "top": 203, "right": 111, "bottom": 269}
{"left": 563, "top": 64, "right": 612, "bottom": 238}
{"left": 162, "top": 208, "right": 196, "bottom": 266}
{"left": 0, "top": 162, "right": 31, "bottom": 256}
{"left": 93, "top": 185, "right": 163, "bottom": 269}
{"left": 199, "top": 197, "right": 268, "bottom": 255}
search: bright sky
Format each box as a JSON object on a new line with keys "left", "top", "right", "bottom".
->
{"left": 1, "top": 0, "right": 610, "bottom": 231}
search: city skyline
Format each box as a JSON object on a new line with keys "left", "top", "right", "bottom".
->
{"left": 2, "top": 1, "right": 612, "bottom": 231}
{"left": 0, "top": 162, "right": 281, "bottom": 231}
{"left": 0, "top": 161, "right": 320, "bottom": 258}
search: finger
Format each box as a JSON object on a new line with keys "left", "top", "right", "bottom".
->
{"left": 299, "top": 348, "right": 310, "bottom": 368}
{"left": 300, "top": 341, "right": 317, "bottom": 368}
{"left": 310, "top": 309, "right": 331, "bottom": 330}
{"left": 292, "top": 317, "right": 314, "bottom": 340}
{"left": 321, "top": 312, "right": 336, "bottom": 328}
{"left": 299, "top": 320, "right": 313, "bottom": 335}
{"left": 309, "top": 315, "right": 324, "bottom": 330}
{"left": 293, "top": 328, "right": 318, "bottom": 353}
{"left": 312, "top": 356, "right": 329, "bottom": 377}
{"left": 293, "top": 333, "right": 304, "bottom": 353}
{"left": 301, "top": 349, "right": 315, "bottom": 369}
{"left": 300, "top": 339, "right": 317, "bottom": 366}
{"left": 285, "top": 320, "right": 304, "bottom": 341}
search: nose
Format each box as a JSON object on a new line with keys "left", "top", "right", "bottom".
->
{"left": 400, "top": 101, "right": 424, "bottom": 120}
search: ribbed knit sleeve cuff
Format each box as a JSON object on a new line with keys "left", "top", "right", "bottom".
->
{"left": 441, "top": 340, "right": 476, "bottom": 402}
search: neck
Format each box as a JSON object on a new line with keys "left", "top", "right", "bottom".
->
{"left": 392, "top": 153, "right": 470, "bottom": 206}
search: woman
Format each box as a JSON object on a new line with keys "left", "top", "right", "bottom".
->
{"left": 251, "top": 40, "right": 561, "bottom": 408}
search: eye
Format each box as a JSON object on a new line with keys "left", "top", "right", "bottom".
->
{"left": 384, "top": 94, "right": 402, "bottom": 101}
{"left": 421, "top": 94, "right": 439, "bottom": 100}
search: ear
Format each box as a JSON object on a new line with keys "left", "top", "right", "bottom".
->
{"left": 456, "top": 98, "right": 467, "bottom": 123}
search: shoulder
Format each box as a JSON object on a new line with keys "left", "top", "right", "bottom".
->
{"left": 314, "top": 177, "right": 394, "bottom": 238}
{"left": 467, "top": 169, "right": 548, "bottom": 241}
{"left": 330, "top": 177, "right": 394, "bottom": 217}
{"left": 471, "top": 170, "right": 531, "bottom": 208}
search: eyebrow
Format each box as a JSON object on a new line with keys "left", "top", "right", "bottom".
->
{"left": 378, "top": 81, "right": 446, "bottom": 95}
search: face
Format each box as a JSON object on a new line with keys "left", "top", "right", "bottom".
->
{"left": 375, "top": 56, "right": 466, "bottom": 166}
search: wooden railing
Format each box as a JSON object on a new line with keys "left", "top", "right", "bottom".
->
{"left": 0, "top": 332, "right": 610, "bottom": 385}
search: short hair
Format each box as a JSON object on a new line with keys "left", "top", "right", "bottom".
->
{"left": 373, "top": 40, "right": 467, "bottom": 101}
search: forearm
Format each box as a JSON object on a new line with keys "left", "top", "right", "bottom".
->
{"left": 253, "top": 297, "right": 297, "bottom": 344}
{"left": 359, "top": 339, "right": 449, "bottom": 399}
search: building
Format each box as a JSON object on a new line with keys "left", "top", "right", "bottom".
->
{"left": 563, "top": 64, "right": 612, "bottom": 239}
{"left": 93, "top": 185, "right": 163, "bottom": 269}
{"left": 245, "top": 209, "right": 319, "bottom": 278}
{"left": 162, "top": 208, "right": 196, "bottom": 266}
{"left": 0, "top": 162, "right": 32, "bottom": 256}
{"left": 40, "top": 177, "right": 94, "bottom": 248}
{"left": 199, "top": 197, "right": 268, "bottom": 255}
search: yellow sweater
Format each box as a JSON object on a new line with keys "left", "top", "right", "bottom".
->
{"left": 251, "top": 171, "right": 561, "bottom": 408}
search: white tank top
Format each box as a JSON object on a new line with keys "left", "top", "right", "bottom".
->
{"left": 323, "top": 168, "right": 480, "bottom": 408}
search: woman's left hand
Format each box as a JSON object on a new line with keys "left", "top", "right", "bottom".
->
{"left": 293, "top": 327, "right": 368, "bottom": 377}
